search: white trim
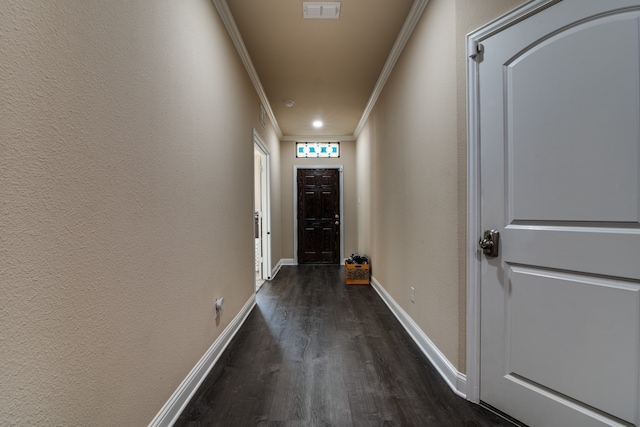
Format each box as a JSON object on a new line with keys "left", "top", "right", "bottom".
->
{"left": 211, "top": 0, "right": 283, "bottom": 139}
{"left": 148, "top": 295, "right": 256, "bottom": 427}
{"left": 272, "top": 259, "right": 296, "bottom": 280}
{"left": 465, "top": 18, "right": 482, "bottom": 406}
{"left": 353, "top": 0, "right": 429, "bottom": 138}
{"left": 270, "top": 258, "right": 296, "bottom": 280}
{"left": 253, "top": 128, "right": 270, "bottom": 156}
{"left": 213, "top": 0, "right": 428, "bottom": 141}
{"left": 465, "top": 0, "right": 564, "bottom": 404}
{"left": 270, "top": 260, "right": 282, "bottom": 280}
{"left": 466, "top": 0, "right": 561, "bottom": 45}
{"left": 293, "top": 165, "right": 344, "bottom": 265}
{"left": 271, "top": 258, "right": 295, "bottom": 279}
{"left": 253, "top": 129, "right": 272, "bottom": 282}
{"left": 370, "top": 275, "right": 467, "bottom": 398}
{"left": 281, "top": 135, "right": 356, "bottom": 142}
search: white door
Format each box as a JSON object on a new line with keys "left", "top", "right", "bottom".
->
{"left": 479, "top": 1, "right": 640, "bottom": 426}
{"left": 255, "top": 151, "right": 264, "bottom": 283}
{"left": 254, "top": 129, "right": 271, "bottom": 286}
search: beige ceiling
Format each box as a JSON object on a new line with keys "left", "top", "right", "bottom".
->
{"left": 224, "top": 0, "right": 416, "bottom": 139}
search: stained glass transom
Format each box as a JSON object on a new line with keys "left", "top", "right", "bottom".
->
{"left": 296, "top": 142, "right": 340, "bottom": 158}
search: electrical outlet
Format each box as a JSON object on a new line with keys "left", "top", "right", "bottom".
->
{"left": 410, "top": 287, "right": 415, "bottom": 303}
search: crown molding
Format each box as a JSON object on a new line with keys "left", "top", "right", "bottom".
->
{"left": 281, "top": 135, "right": 356, "bottom": 142}
{"left": 213, "top": 0, "right": 428, "bottom": 142}
{"left": 353, "top": 0, "right": 429, "bottom": 139}
{"left": 212, "top": 0, "right": 283, "bottom": 139}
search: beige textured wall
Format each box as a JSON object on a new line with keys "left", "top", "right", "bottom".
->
{"left": 255, "top": 154, "right": 262, "bottom": 210}
{"left": 356, "top": 125, "right": 373, "bottom": 255}
{"left": 0, "top": 0, "right": 280, "bottom": 425}
{"left": 355, "top": 0, "right": 525, "bottom": 372}
{"left": 266, "top": 129, "right": 282, "bottom": 271}
{"left": 453, "top": 0, "right": 527, "bottom": 372}
{"left": 369, "top": 0, "right": 460, "bottom": 366}
{"left": 280, "top": 140, "right": 357, "bottom": 261}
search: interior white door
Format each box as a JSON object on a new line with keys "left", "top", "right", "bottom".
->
{"left": 479, "top": 1, "right": 640, "bottom": 426}
{"left": 254, "top": 152, "right": 264, "bottom": 283}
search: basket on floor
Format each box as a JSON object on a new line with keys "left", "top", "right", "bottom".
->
{"left": 345, "top": 263, "right": 370, "bottom": 285}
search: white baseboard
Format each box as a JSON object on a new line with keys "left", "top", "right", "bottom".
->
{"left": 270, "top": 258, "right": 295, "bottom": 280}
{"left": 370, "top": 275, "right": 467, "bottom": 399}
{"left": 148, "top": 294, "right": 257, "bottom": 427}
{"left": 270, "top": 261, "right": 282, "bottom": 280}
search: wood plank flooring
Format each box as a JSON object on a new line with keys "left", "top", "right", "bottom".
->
{"left": 175, "top": 265, "right": 515, "bottom": 426}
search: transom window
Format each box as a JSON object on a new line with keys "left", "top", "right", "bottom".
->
{"left": 296, "top": 142, "right": 340, "bottom": 158}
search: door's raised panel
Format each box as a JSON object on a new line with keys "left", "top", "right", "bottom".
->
{"left": 321, "top": 227, "right": 335, "bottom": 260}
{"left": 320, "top": 191, "right": 335, "bottom": 219}
{"left": 505, "top": 14, "right": 640, "bottom": 223}
{"left": 503, "top": 225, "right": 640, "bottom": 280}
{"left": 303, "top": 227, "right": 318, "bottom": 254}
{"left": 319, "top": 174, "right": 334, "bottom": 186}
{"left": 507, "top": 265, "right": 640, "bottom": 423}
{"left": 302, "top": 191, "right": 318, "bottom": 221}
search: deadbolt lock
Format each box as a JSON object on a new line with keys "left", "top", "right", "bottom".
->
{"left": 479, "top": 229, "right": 499, "bottom": 257}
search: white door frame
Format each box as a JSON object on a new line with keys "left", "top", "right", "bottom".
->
{"left": 293, "top": 165, "right": 344, "bottom": 265}
{"left": 465, "top": 0, "right": 562, "bottom": 404}
{"left": 253, "top": 128, "right": 272, "bottom": 281}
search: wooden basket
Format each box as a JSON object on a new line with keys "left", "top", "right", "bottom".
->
{"left": 345, "top": 263, "right": 370, "bottom": 285}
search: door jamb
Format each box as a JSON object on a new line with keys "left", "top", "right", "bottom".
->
{"left": 253, "top": 128, "right": 272, "bottom": 280}
{"left": 465, "top": 0, "right": 562, "bottom": 404}
{"left": 293, "top": 165, "right": 344, "bottom": 265}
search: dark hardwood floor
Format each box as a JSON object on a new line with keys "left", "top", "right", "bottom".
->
{"left": 175, "top": 265, "right": 515, "bottom": 426}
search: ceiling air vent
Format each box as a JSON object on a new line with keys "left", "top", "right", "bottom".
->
{"left": 303, "top": 2, "right": 341, "bottom": 19}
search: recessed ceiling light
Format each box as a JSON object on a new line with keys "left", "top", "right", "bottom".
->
{"left": 284, "top": 99, "right": 295, "bottom": 108}
{"left": 313, "top": 120, "right": 323, "bottom": 128}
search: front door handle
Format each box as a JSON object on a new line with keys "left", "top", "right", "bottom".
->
{"left": 479, "top": 229, "right": 499, "bottom": 257}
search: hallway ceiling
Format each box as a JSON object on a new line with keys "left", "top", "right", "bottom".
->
{"left": 220, "top": 0, "right": 420, "bottom": 139}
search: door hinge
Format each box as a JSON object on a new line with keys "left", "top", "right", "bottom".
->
{"left": 470, "top": 42, "right": 484, "bottom": 62}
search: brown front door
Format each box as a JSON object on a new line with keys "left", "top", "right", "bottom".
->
{"left": 297, "top": 168, "right": 340, "bottom": 264}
